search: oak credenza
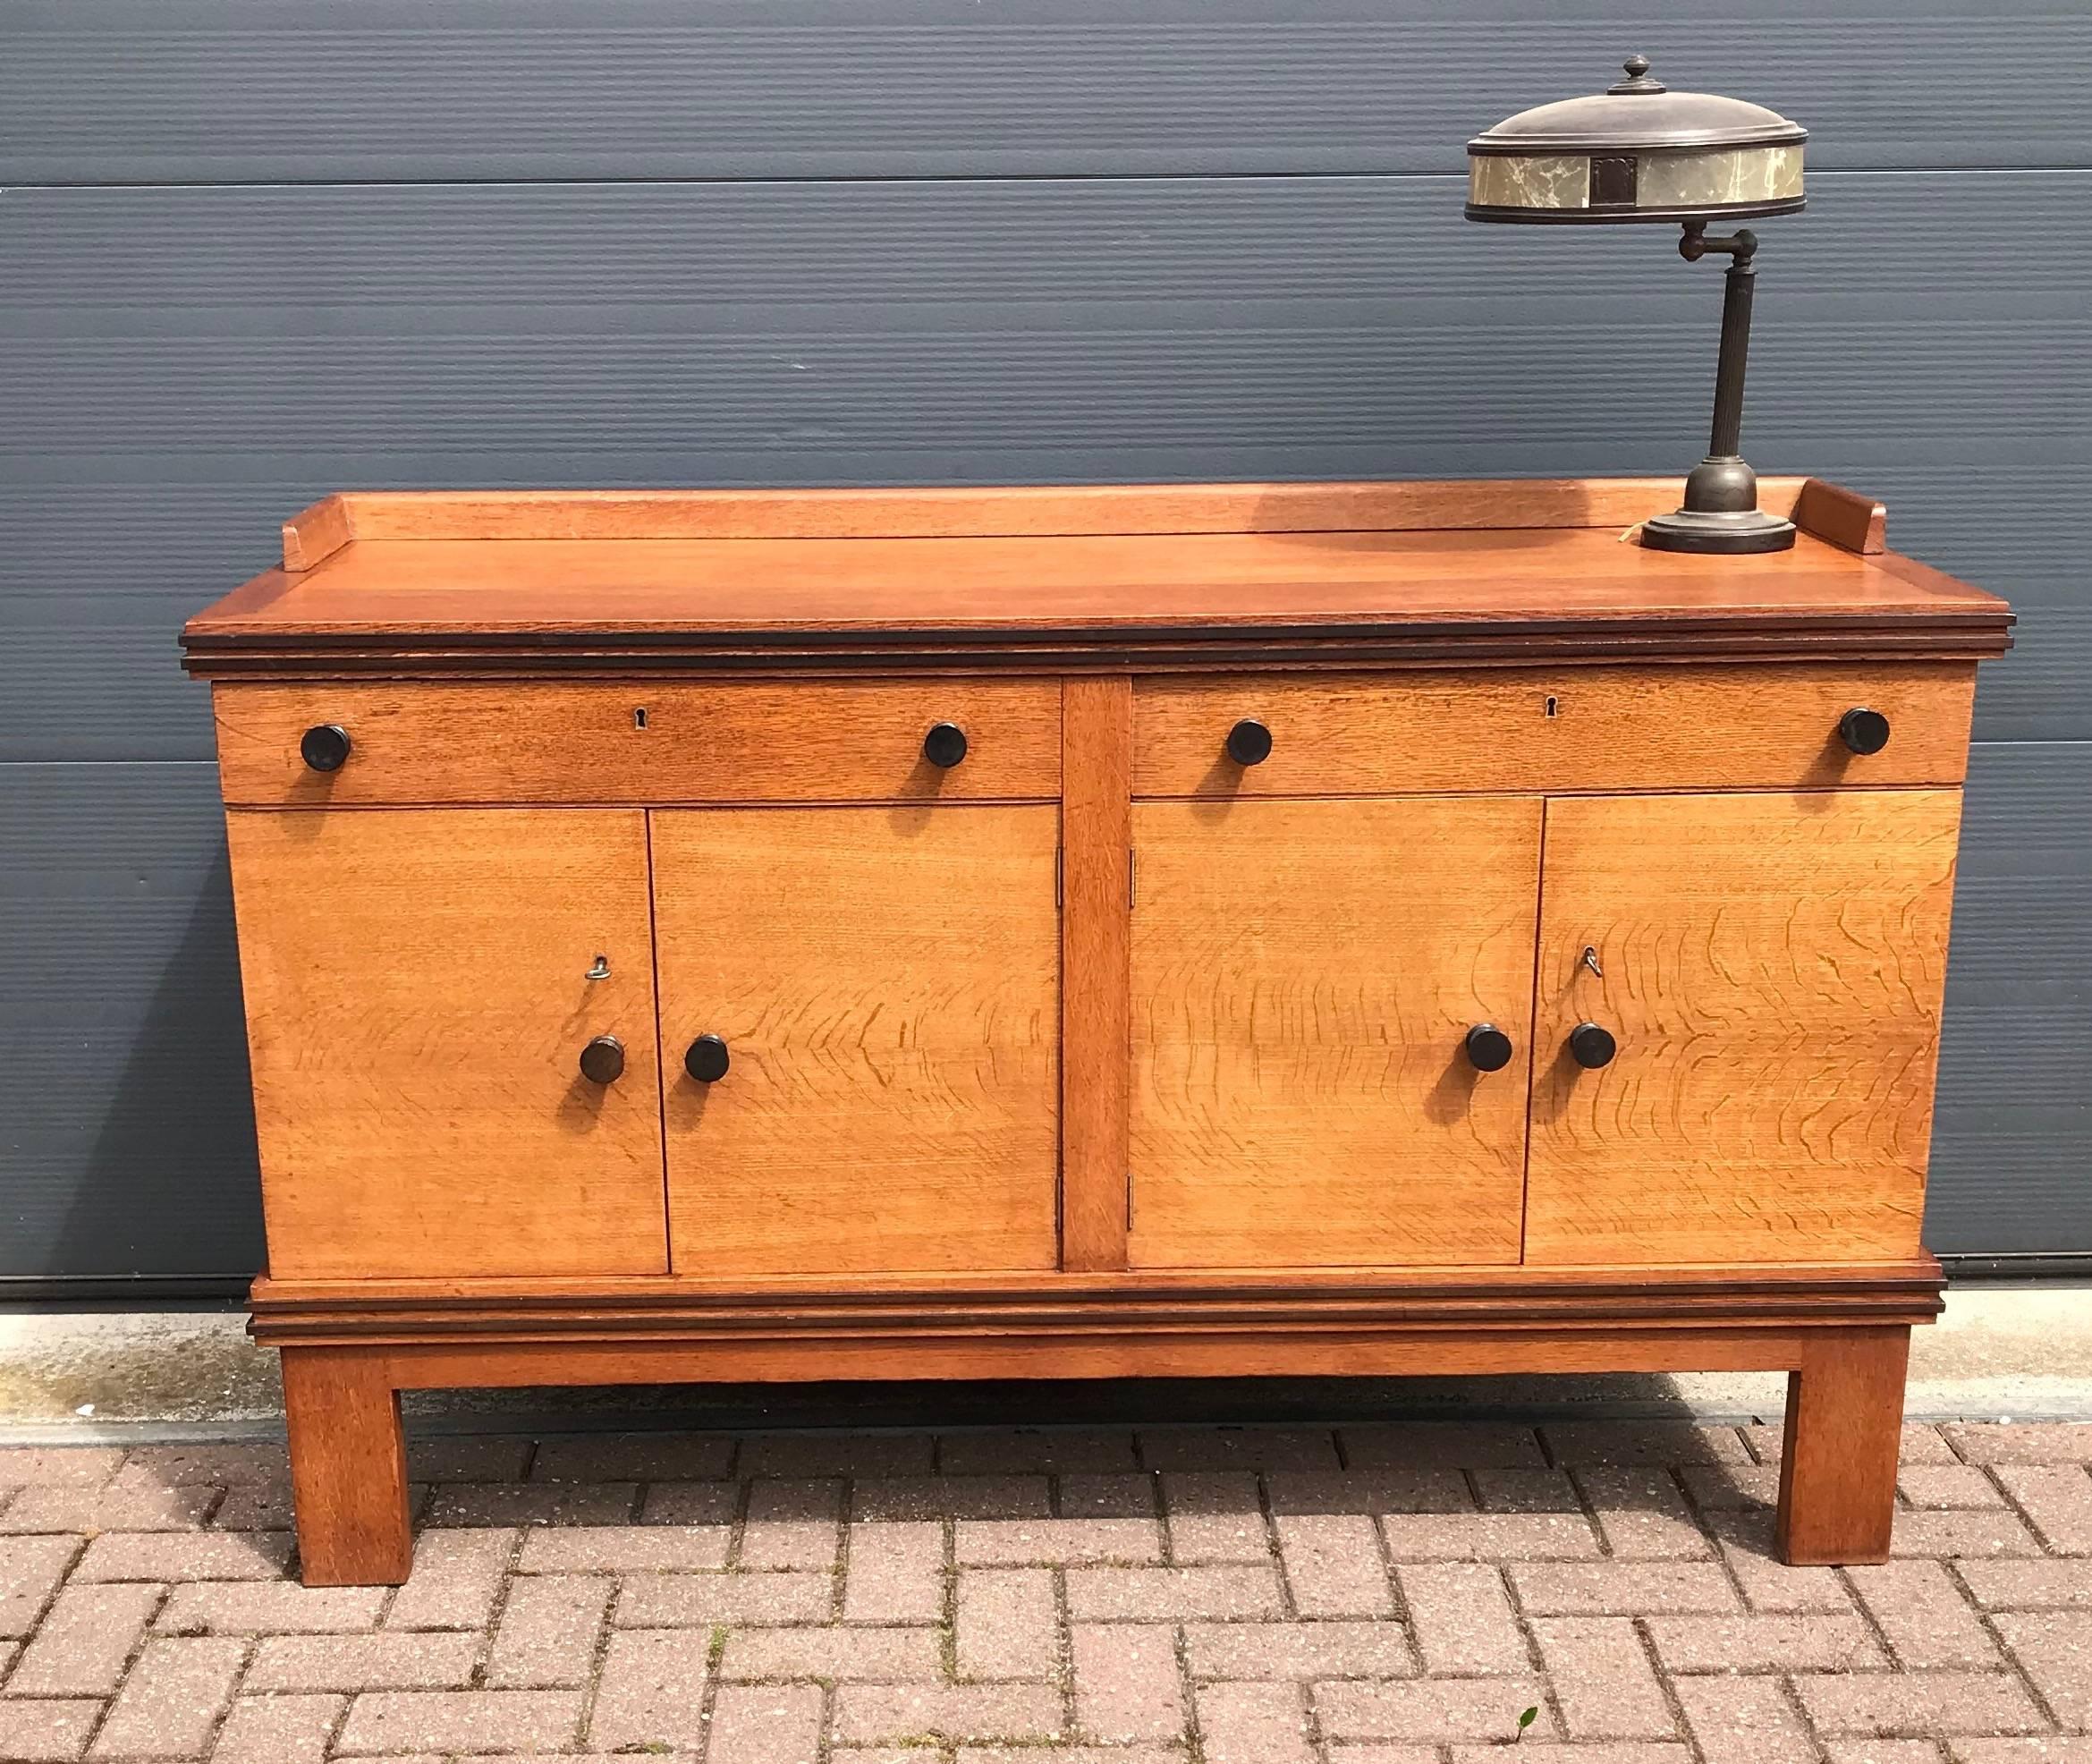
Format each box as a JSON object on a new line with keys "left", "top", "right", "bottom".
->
{"left": 182, "top": 476, "right": 2012, "bottom": 1585}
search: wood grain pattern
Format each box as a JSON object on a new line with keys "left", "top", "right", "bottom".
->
{"left": 282, "top": 494, "right": 355, "bottom": 572}
{"left": 1525, "top": 790, "right": 1965, "bottom": 1268}
{"left": 280, "top": 1347, "right": 411, "bottom": 1586}
{"left": 211, "top": 680, "right": 1060, "bottom": 807}
{"left": 1132, "top": 663, "right": 1976, "bottom": 797}
{"left": 1059, "top": 678, "right": 1133, "bottom": 1271}
{"left": 1791, "top": 479, "right": 1888, "bottom": 555}
{"left": 1130, "top": 796, "right": 1541, "bottom": 1268}
{"left": 1777, "top": 1326, "right": 1912, "bottom": 1565}
{"left": 224, "top": 808, "right": 670, "bottom": 1280}
{"left": 650, "top": 805, "right": 1060, "bottom": 1276}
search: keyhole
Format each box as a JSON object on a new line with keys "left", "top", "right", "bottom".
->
{"left": 1545, "top": 696, "right": 1559, "bottom": 718}
{"left": 633, "top": 708, "right": 648, "bottom": 730}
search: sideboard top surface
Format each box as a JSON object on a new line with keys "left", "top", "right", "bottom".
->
{"left": 182, "top": 476, "right": 2012, "bottom": 676}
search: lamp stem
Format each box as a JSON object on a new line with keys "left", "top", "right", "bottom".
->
{"left": 1693, "top": 223, "right": 1759, "bottom": 459}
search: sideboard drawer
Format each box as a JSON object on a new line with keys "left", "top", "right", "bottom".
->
{"left": 1132, "top": 662, "right": 1975, "bottom": 796}
{"left": 214, "top": 680, "right": 1062, "bottom": 806}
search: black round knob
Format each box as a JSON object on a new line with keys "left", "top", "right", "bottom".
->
{"left": 578, "top": 1035, "right": 625, "bottom": 1085}
{"left": 1839, "top": 707, "right": 1891, "bottom": 756}
{"left": 1569, "top": 1022, "right": 1618, "bottom": 1070}
{"left": 1464, "top": 1023, "right": 1514, "bottom": 1073}
{"left": 684, "top": 1034, "right": 730, "bottom": 1083}
{"left": 922, "top": 723, "right": 969, "bottom": 769}
{"left": 300, "top": 724, "right": 351, "bottom": 773}
{"left": 1225, "top": 719, "right": 1274, "bottom": 767}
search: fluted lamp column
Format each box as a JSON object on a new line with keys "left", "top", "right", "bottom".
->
{"left": 1467, "top": 56, "right": 1808, "bottom": 554}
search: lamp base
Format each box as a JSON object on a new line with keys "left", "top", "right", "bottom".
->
{"left": 1639, "top": 505, "right": 1797, "bottom": 554}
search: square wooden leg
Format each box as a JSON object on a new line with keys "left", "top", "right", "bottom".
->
{"left": 1774, "top": 1324, "right": 1910, "bottom": 1566}
{"left": 281, "top": 1346, "right": 413, "bottom": 1587}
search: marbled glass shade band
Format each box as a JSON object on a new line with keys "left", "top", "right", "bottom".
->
{"left": 1467, "top": 143, "right": 1803, "bottom": 221}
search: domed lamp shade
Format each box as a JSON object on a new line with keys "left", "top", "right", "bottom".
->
{"left": 1467, "top": 57, "right": 1808, "bottom": 553}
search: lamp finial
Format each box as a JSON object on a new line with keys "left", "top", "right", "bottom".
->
{"left": 1610, "top": 55, "right": 1666, "bottom": 95}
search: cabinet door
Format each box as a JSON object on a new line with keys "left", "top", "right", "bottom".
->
{"left": 224, "top": 809, "right": 668, "bottom": 1279}
{"left": 653, "top": 806, "right": 1059, "bottom": 1275}
{"left": 1130, "top": 797, "right": 1542, "bottom": 1268}
{"left": 1526, "top": 790, "right": 1962, "bottom": 1266}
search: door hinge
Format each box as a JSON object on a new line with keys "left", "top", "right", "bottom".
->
{"left": 1054, "top": 846, "right": 1063, "bottom": 908}
{"left": 1128, "top": 850, "right": 1137, "bottom": 910}
{"left": 1125, "top": 1179, "right": 1134, "bottom": 1232}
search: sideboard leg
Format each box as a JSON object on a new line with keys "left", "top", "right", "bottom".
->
{"left": 1774, "top": 1324, "right": 1910, "bottom": 1566}
{"left": 281, "top": 1347, "right": 413, "bottom": 1587}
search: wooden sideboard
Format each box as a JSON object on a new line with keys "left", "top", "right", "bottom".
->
{"left": 182, "top": 475, "right": 2012, "bottom": 1586}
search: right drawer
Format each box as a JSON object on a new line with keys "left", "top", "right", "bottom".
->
{"left": 1132, "top": 662, "right": 1976, "bottom": 796}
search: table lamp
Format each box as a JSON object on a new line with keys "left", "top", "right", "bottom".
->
{"left": 1467, "top": 55, "right": 1808, "bottom": 553}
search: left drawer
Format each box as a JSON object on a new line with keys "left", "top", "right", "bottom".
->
{"left": 213, "top": 680, "right": 1063, "bottom": 806}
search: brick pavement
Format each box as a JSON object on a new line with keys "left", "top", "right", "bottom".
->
{"left": 1, "top": 1419, "right": 2090, "bottom": 1760}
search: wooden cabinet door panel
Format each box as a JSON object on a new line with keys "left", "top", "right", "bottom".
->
{"left": 224, "top": 809, "right": 668, "bottom": 1280}
{"left": 653, "top": 805, "right": 1059, "bottom": 1275}
{"left": 1526, "top": 790, "right": 1962, "bottom": 1266}
{"left": 1130, "top": 797, "right": 1542, "bottom": 1268}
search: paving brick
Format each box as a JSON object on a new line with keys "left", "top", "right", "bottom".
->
{"left": 425, "top": 1480, "right": 638, "bottom": 1527}
{"left": 517, "top": 1523, "right": 727, "bottom": 1573}
{"left": 1997, "top": 1465, "right": 2092, "bottom": 1554}
{"left": 8, "top": 1582, "right": 163, "bottom": 1694}
{"left": 1274, "top": 1513, "right": 1393, "bottom": 1616}
{"left": 1530, "top": 1616, "right": 1673, "bottom": 1739}
{"left": 1508, "top": 1561, "right": 1739, "bottom": 1616}
{"left": 1196, "top": 1680, "right": 1309, "bottom": 1764}
{"left": 1943, "top": 1425, "right": 2092, "bottom": 1465}
{"left": 89, "top": 1634, "right": 246, "bottom": 1759}
{"left": 938, "top": 1430, "right": 1139, "bottom": 1475}
{"left": 1065, "top": 1564, "right": 1281, "bottom": 1620}
{"left": 843, "top": 1521, "right": 943, "bottom": 1622}
{"left": 721, "top": 1624, "right": 941, "bottom": 1682}
{"left": 1185, "top": 1617, "right": 1415, "bottom": 1680}
{"left": 157, "top": 1581, "right": 385, "bottom": 1635}
{"left": 1057, "top": 1473, "right": 1157, "bottom": 1520}
{"left": 210, "top": 1692, "right": 343, "bottom": 1764}
{"left": 75, "top": 1531, "right": 291, "bottom": 1584}
{"left": 1960, "top": 1559, "right": 2092, "bottom": 1609}
{"left": 1161, "top": 1471, "right": 1266, "bottom": 1563}
{"left": 1710, "top": 1514, "right": 1855, "bottom": 1612}
{"left": 639, "top": 1481, "right": 740, "bottom": 1527}
{"left": 1469, "top": 1468, "right": 1580, "bottom": 1512}
{"left": 1822, "top": 1743, "right": 1950, "bottom": 1764}
{"left": 383, "top": 1528, "right": 515, "bottom": 1630}
{"left": 1071, "top": 1623, "right": 1182, "bottom": 1743}
{"left": 485, "top": 1574, "right": 612, "bottom": 1688}
{"left": 248, "top": 1629, "right": 480, "bottom": 1692}
{"left": 832, "top": 1682, "right": 1064, "bottom": 1744}
{"left": 585, "top": 1629, "right": 713, "bottom": 1750}
{"left": 741, "top": 1480, "right": 843, "bottom": 1571}
{"left": 208, "top": 1481, "right": 295, "bottom": 1532}
{"left": 0, "top": 1699, "right": 100, "bottom": 1761}
{"left": 614, "top": 1571, "right": 834, "bottom": 1627}
{"left": 400, "top": 1435, "right": 533, "bottom": 1483}
{"left": 1993, "top": 1610, "right": 2092, "bottom": 1728}
{"left": 1952, "top": 1743, "right": 2092, "bottom": 1762}
{"left": 1681, "top": 1463, "right": 1781, "bottom": 1511}
{"left": 1395, "top": 1562, "right": 1527, "bottom": 1674}
{"left": 956, "top": 1568, "right": 1056, "bottom": 1680}
{"left": 709, "top": 1682, "right": 823, "bottom": 1763}
{"left": 957, "top": 1516, "right": 1162, "bottom": 1566}
{"left": 852, "top": 1476, "right": 1048, "bottom": 1522}
{"left": 1742, "top": 1424, "right": 1957, "bottom": 1467}
{"left": 1848, "top": 1560, "right": 2003, "bottom": 1667}
{"left": 1673, "top": 1673, "right": 1817, "bottom": 1764}
{"left": 741, "top": 1432, "right": 935, "bottom": 1480}
{"left": 1266, "top": 1469, "right": 1471, "bottom": 1516}
{"left": 1339, "top": 1423, "right": 1546, "bottom": 1471}
{"left": 1542, "top": 1422, "right": 1749, "bottom": 1466}
{"left": 1, "top": 1536, "right": 80, "bottom": 1637}
{"left": 337, "top": 1688, "right": 585, "bottom": 1754}
{"left": 1322, "top": 1749, "right": 1437, "bottom": 1764}
{"left": 1792, "top": 1673, "right": 2046, "bottom": 1738}
{"left": 1575, "top": 1467, "right": 1713, "bottom": 1558}
{"left": 1901, "top": 1466, "right": 2009, "bottom": 1509}
{"left": 1138, "top": 1427, "right": 1338, "bottom": 1471}
{"left": 1379, "top": 1511, "right": 1600, "bottom": 1560}
{"left": 954, "top": 1751, "right": 1180, "bottom": 1764}
{"left": 1314, "top": 1675, "right": 1553, "bottom": 1743}
{"left": 529, "top": 1431, "right": 734, "bottom": 1482}
{"left": 1645, "top": 1611, "right": 1884, "bottom": 1672}
{"left": 0, "top": 1449, "right": 124, "bottom": 1489}
{"left": 1448, "top": 1748, "right": 1686, "bottom": 1764}
{"left": 3, "top": 1483, "right": 219, "bottom": 1533}
{"left": 1892, "top": 1510, "right": 2045, "bottom": 1557}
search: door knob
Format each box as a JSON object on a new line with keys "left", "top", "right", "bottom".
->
{"left": 300, "top": 724, "right": 351, "bottom": 772}
{"left": 684, "top": 1034, "right": 731, "bottom": 1083}
{"left": 1464, "top": 1023, "right": 1515, "bottom": 1072}
{"left": 922, "top": 722, "right": 969, "bottom": 768}
{"left": 1225, "top": 718, "right": 1273, "bottom": 766}
{"left": 1568, "top": 1022, "right": 1618, "bottom": 1069}
{"left": 578, "top": 1035, "right": 625, "bottom": 1084}
{"left": 1839, "top": 707, "right": 1891, "bottom": 755}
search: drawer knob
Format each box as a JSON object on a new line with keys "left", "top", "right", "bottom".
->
{"left": 1225, "top": 718, "right": 1274, "bottom": 767}
{"left": 684, "top": 1034, "right": 731, "bottom": 1083}
{"left": 1569, "top": 1022, "right": 1618, "bottom": 1070}
{"left": 578, "top": 1035, "right": 625, "bottom": 1085}
{"left": 923, "top": 722, "right": 969, "bottom": 768}
{"left": 1839, "top": 707, "right": 1892, "bottom": 755}
{"left": 1464, "top": 1023, "right": 1515, "bottom": 1072}
{"left": 299, "top": 724, "right": 351, "bottom": 773}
